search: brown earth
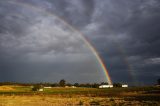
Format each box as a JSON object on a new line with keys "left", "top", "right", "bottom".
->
{"left": 0, "top": 86, "right": 14, "bottom": 91}
{"left": 0, "top": 95, "right": 159, "bottom": 106}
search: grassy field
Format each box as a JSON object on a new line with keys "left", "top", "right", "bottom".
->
{"left": 0, "top": 85, "right": 159, "bottom": 106}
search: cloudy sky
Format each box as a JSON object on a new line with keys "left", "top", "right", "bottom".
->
{"left": 0, "top": 0, "right": 160, "bottom": 85}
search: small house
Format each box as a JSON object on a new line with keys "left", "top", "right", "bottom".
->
{"left": 99, "top": 85, "right": 113, "bottom": 88}
{"left": 71, "top": 86, "right": 76, "bottom": 88}
{"left": 122, "top": 84, "right": 128, "bottom": 88}
{"left": 39, "top": 88, "right": 44, "bottom": 91}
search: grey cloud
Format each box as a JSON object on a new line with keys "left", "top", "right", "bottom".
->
{"left": 81, "top": 0, "right": 160, "bottom": 85}
{"left": 0, "top": 0, "right": 160, "bottom": 85}
{"left": 145, "top": 58, "right": 160, "bottom": 65}
{"left": 0, "top": 0, "right": 105, "bottom": 83}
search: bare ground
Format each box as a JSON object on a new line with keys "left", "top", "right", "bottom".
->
{"left": 0, "top": 95, "right": 159, "bottom": 106}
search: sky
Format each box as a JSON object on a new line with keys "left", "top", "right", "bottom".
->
{"left": 0, "top": 0, "right": 160, "bottom": 85}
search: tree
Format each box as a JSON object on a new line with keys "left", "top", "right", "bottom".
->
{"left": 51, "top": 83, "right": 58, "bottom": 87}
{"left": 92, "top": 83, "right": 100, "bottom": 88}
{"left": 74, "top": 83, "right": 79, "bottom": 87}
{"left": 113, "top": 83, "right": 122, "bottom": 87}
{"left": 59, "top": 79, "right": 66, "bottom": 87}
{"left": 32, "top": 85, "right": 41, "bottom": 91}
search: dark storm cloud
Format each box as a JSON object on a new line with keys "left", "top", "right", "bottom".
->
{"left": 0, "top": 0, "right": 106, "bottom": 83}
{"left": 89, "top": 0, "right": 160, "bottom": 85}
{"left": 47, "top": 0, "right": 160, "bottom": 85}
{"left": 0, "top": 0, "right": 160, "bottom": 85}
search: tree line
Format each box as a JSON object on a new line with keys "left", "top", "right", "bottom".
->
{"left": 0, "top": 78, "right": 160, "bottom": 88}
{"left": 0, "top": 79, "right": 123, "bottom": 88}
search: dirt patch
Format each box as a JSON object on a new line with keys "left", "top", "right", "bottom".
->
{"left": 0, "top": 95, "right": 159, "bottom": 106}
{"left": 0, "top": 86, "right": 14, "bottom": 91}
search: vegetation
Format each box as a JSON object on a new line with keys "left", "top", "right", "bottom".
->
{"left": 78, "top": 100, "right": 84, "bottom": 105}
{"left": 0, "top": 81, "right": 101, "bottom": 88}
{"left": 0, "top": 83, "right": 159, "bottom": 105}
{"left": 113, "top": 83, "right": 122, "bottom": 87}
{"left": 90, "top": 100, "right": 100, "bottom": 105}
{"left": 0, "top": 79, "right": 159, "bottom": 105}
{"left": 59, "top": 79, "right": 66, "bottom": 87}
{"left": 32, "top": 85, "right": 42, "bottom": 91}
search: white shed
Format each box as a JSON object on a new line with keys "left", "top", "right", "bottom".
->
{"left": 39, "top": 88, "right": 44, "bottom": 91}
{"left": 99, "top": 85, "right": 113, "bottom": 88}
{"left": 122, "top": 84, "right": 128, "bottom": 87}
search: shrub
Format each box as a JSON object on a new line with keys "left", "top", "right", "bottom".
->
{"left": 110, "top": 98, "right": 115, "bottom": 101}
{"left": 32, "top": 85, "right": 41, "bottom": 91}
{"left": 78, "top": 100, "right": 83, "bottom": 105}
{"left": 90, "top": 100, "right": 100, "bottom": 105}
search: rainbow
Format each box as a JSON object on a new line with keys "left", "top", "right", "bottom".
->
{"left": 8, "top": 1, "right": 112, "bottom": 85}
{"left": 82, "top": 38, "right": 112, "bottom": 85}
{"left": 113, "top": 41, "right": 137, "bottom": 85}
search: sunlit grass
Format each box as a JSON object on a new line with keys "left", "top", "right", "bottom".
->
{"left": 0, "top": 85, "right": 159, "bottom": 105}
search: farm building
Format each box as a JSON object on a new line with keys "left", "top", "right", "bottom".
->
{"left": 122, "top": 84, "right": 128, "bottom": 87}
{"left": 65, "top": 86, "right": 76, "bottom": 88}
{"left": 38, "top": 88, "right": 44, "bottom": 91}
{"left": 99, "top": 85, "right": 113, "bottom": 88}
{"left": 71, "top": 86, "right": 76, "bottom": 88}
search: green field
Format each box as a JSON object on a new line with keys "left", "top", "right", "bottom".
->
{"left": 0, "top": 85, "right": 160, "bottom": 106}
